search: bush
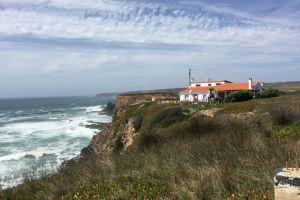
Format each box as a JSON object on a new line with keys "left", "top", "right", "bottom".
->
{"left": 214, "top": 97, "right": 223, "bottom": 104}
{"left": 149, "top": 107, "right": 186, "bottom": 128}
{"left": 272, "top": 125, "right": 297, "bottom": 138}
{"left": 257, "top": 87, "right": 279, "bottom": 98}
{"left": 225, "top": 91, "right": 253, "bottom": 102}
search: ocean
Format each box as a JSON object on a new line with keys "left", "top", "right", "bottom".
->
{"left": 0, "top": 95, "right": 114, "bottom": 189}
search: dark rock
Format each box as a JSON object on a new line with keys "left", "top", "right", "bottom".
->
{"left": 100, "top": 102, "right": 116, "bottom": 116}
{"left": 84, "top": 122, "right": 108, "bottom": 130}
{"left": 80, "top": 146, "right": 96, "bottom": 158}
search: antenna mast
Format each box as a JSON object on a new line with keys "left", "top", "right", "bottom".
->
{"left": 189, "top": 68, "right": 191, "bottom": 86}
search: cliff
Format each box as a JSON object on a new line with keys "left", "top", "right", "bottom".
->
{"left": 80, "top": 93, "right": 179, "bottom": 158}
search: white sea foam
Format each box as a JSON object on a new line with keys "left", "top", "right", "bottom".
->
{"left": 71, "top": 106, "right": 88, "bottom": 110}
{"left": 86, "top": 105, "right": 103, "bottom": 113}
{"left": 0, "top": 102, "right": 112, "bottom": 189}
{"left": 0, "top": 114, "right": 104, "bottom": 139}
{"left": 0, "top": 152, "right": 27, "bottom": 162}
{"left": 26, "top": 147, "right": 58, "bottom": 158}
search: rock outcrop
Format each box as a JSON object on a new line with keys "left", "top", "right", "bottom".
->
{"left": 81, "top": 104, "right": 143, "bottom": 158}
{"left": 100, "top": 102, "right": 116, "bottom": 116}
{"left": 274, "top": 168, "right": 300, "bottom": 200}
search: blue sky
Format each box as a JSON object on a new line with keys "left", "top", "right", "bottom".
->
{"left": 0, "top": 0, "right": 299, "bottom": 98}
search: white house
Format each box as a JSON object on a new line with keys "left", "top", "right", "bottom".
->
{"left": 179, "top": 78, "right": 264, "bottom": 103}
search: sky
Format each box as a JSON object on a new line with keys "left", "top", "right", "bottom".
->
{"left": 0, "top": 0, "right": 299, "bottom": 98}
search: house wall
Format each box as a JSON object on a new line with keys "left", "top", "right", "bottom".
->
{"left": 188, "top": 94, "right": 194, "bottom": 102}
{"left": 179, "top": 94, "right": 186, "bottom": 102}
{"left": 179, "top": 94, "right": 194, "bottom": 102}
{"left": 197, "top": 92, "right": 209, "bottom": 102}
{"left": 252, "top": 82, "right": 264, "bottom": 92}
{"left": 179, "top": 92, "right": 209, "bottom": 102}
{"left": 190, "top": 81, "right": 225, "bottom": 87}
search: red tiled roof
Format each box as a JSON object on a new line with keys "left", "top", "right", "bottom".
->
{"left": 216, "top": 82, "right": 257, "bottom": 91}
{"left": 180, "top": 82, "right": 258, "bottom": 94}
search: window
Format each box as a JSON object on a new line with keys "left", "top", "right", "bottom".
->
{"left": 216, "top": 83, "right": 221, "bottom": 85}
{"left": 196, "top": 84, "right": 201, "bottom": 87}
{"left": 208, "top": 84, "right": 211, "bottom": 86}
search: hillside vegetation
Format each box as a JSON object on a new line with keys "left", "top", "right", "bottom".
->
{"left": 1, "top": 92, "right": 300, "bottom": 200}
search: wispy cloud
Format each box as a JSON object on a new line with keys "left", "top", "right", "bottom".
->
{"left": 0, "top": 0, "right": 299, "bottom": 97}
{"left": 1, "top": 0, "right": 299, "bottom": 46}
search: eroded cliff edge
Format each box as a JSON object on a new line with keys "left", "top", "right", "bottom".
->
{"left": 80, "top": 94, "right": 155, "bottom": 158}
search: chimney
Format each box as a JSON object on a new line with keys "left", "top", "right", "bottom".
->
{"left": 248, "top": 78, "right": 252, "bottom": 90}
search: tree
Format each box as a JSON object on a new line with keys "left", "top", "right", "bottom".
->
{"left": 208, "top": 88, "right": 216, "bottom": 105}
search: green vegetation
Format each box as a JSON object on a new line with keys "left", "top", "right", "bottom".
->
{"left": 272, "top": 124, "right": 299, "bottom": 138}
{"left": 257, "top": 87, "right": 279, "bottom": 98}
{"left": 149, "top": 107, "right": 187, "bottom": 128}
{"left": 225, "top": 90, "right": 253, "bottom": 102}
{"left": 1, "top": 92, "right": 300, "bottom": 199}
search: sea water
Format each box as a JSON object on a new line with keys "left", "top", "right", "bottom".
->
{"left": 0, "top": 95, "right": 114, "bottom": 189}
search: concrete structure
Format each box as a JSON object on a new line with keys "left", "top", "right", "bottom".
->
{"left": 179, "top": 78, "right": 264, "bottom": 103}
{"left": 274, "top": 168, "right": 300, "bottom": 200}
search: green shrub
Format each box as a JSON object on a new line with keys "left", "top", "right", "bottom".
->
{"left": 257, "top": 87, "right": 279, "bottom": 98}
{"left": 149, "top": 107, "right": 186, "bottom": 128}
{"left": 214, "top": 97, "right": 223, "bottom": 104}
{"left": 272, "top": 125, "right": 296, "bottom": 138}
{"left": 225, "top": 91, "right": 253, "bottom": 102}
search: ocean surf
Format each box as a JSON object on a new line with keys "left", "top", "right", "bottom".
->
{"left": 0, "top": 95, "right": 114, "bottom": 189}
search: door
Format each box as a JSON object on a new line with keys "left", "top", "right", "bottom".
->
{"left": 194, "top": 94, "right": 198, "bottom": 103}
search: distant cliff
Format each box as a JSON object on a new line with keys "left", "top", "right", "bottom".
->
{"left": 116, "top": 93, "right": 179, "bottom": 108}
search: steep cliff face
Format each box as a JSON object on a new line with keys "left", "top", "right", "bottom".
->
{"left": 81, "top": 96, "right": 144, "bottom": 158}
{"left": 81, "top": 93, "right": 178, "bottom": 157}
{"left": 81, "top": 108, "right": 124, "bottom": 157}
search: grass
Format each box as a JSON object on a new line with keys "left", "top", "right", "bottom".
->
{"left": 1, "top": 92, "right": 300, "bottom": 199}
{"left": 149, "top": 106, "right": 188, "bottom": 128}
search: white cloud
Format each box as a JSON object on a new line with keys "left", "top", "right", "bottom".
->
{"left": 0, "top": 0, "right": 299, "bottom": 48}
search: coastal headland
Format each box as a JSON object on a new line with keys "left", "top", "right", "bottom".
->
{"left": 1, "top": 82, "right": 300, "bottom": 199}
